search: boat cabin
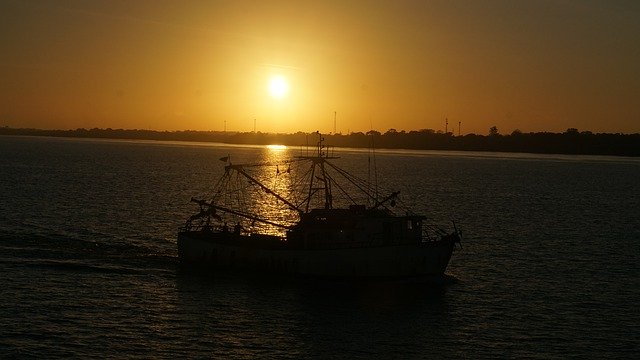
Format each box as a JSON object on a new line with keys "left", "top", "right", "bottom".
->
{"left": 286, "top": 205, "right": 425, "bottom": 249}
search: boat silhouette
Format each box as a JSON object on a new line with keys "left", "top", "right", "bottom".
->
{"left": 178, "top": 133, "right": 461, "bottom": 279}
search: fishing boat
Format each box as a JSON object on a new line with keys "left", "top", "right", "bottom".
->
{"left": 178, "top": 133, "right": 461, "bottom": 279}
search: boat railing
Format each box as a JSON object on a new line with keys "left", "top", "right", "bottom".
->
{"left": 298, "top": 143, "right": 336, "bottom": 158}
{"left": 180, "top": 223, "right": 236, "bottom": 234}
{"left": 180, "top": 223, "right": 211, "bottom": 233}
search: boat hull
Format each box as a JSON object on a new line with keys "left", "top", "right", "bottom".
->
{"left": 178, "top": 231, "right": 456, "bottom": 279}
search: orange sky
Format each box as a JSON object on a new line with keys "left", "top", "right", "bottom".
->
{"left": 1, "top": 0, "right": 639, "bottom": 135}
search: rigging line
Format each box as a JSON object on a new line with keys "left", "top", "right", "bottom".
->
{"left": 333, "top": 162, "right": 394, "bottom": 200}
{"left": 212, "top": 166, "right": 230, "bottom": 191}
{"left": 305, "top": 160, "right": 317, "bottom": 212}
{"left": 293, "top": 163, "right": 314, "bottom": 187}
{"left": 324, "top": 161, "right": 378, "bottom": 201}
{"left": 210, "top": 204, "right": 293, "bottom": 229}
{"left": 323, "top": 158, "right": 378, "bottom": 191}
{"left": 324, "top": 162, "right": 368, "bottom": 195}
{"left": 323, "top": 171, "right": 357, "bottom": 205}
{"left": 211, "top": 168, "right": 232, "bottom": 202}
{"left": 281, "top": 164, "right": 302, "bottom": 206}
{"left": 270, "top": 161, "right": 306, "bottom": 209}
{"left": 339, "top": 168, "right": 375, "bottom": 193}
{"left": 292, "top": 167, "right": 315, "bottom": 208}
{"left": 234, "top": 171, "right": 249, "bottom": 219}
{"left": 296, "top": 188, "right": 320, "bottom": 209}
{"left": 229, "top": 164, "right": 302, "bottom": 214}
{"left": 337, "top": 165, "right": 392, "bottom": 205}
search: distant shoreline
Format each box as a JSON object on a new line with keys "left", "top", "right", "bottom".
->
{"left": 1, "top": 126, "right": 639, "bottom": 157}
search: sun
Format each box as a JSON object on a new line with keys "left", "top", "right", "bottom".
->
{"left": 267, "top": 75, "right": 289, "bottom": 99}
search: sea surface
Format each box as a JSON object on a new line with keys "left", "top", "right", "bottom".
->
{"left": 0, "top": 135, "right": 638, "bottom": 358}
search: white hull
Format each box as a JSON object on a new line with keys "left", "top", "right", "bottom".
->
{"left": 178, "top": 232, "right": 456, "bottom": 279}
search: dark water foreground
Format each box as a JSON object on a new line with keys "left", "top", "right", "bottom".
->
{"left": 0, "top": 135, "right": 638, "bottom": 358}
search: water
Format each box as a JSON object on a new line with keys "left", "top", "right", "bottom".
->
{"left": 0, "top": 135, "right": 638, "bottom": 358}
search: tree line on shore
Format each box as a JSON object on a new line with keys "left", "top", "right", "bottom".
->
{"left": 1, "top": 126, "right": 638, "bottom": 156}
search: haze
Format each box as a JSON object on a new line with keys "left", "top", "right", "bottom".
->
{"left": 1, "top": 0, "right": 639, "bottom": 134}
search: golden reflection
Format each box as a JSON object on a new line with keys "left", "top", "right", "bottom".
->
{"left": 243, "top": 146, "right": 297, "bottom": 237}
{"left": 266, "top": 144, "right": 287, "bottom": 151}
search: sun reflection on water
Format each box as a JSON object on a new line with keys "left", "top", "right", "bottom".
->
{"left": 266, "top": 144, "right": 287, "bottom": 151}
{"left": 225, "top": 145, "right": 298, "bottom": 237}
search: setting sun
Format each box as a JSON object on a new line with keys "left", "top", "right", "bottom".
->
{"left": 1, "top": 1, "right": 638, "bottom": 135}
{"left": 268, "top": 75, "right": 289, "bottom": 99}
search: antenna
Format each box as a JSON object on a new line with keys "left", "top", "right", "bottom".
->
{"left": 373, "top": 134, "right": 378, "bottom": 201}
{"left": 367, "top": 131, "right": 378, "bottom": 205}
{"left": 368, "top": 134, "right": 372, "bottom": 206}
{"left": 333, "top": 111, "right": 337, "bottom": 134}
{"left": 445, "top": 117, "right": 448, "bottom": 134}
{"left": 458, "top": 121, "right": 461, "bottom": 136}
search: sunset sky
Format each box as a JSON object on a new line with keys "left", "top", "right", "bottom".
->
{"left": 1, "top": 0, "right": 639, "bottom": 135}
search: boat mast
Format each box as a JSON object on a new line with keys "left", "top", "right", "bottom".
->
{"left": 316, "top": 133, "right": 332, "bottom": 209}
{"left": 302, "top": 132, "right": 334, "bottom": 212}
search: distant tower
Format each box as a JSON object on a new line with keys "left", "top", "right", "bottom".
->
{"left": 334, "top": 111, "right": 337, "bottom": 134}
{"left": 254, "top": 118, "right": 256, "bottom": 133}
{"left": 458, "top": 121, "right": 461, "bottom": 136}
{"left": 224, "top": 120, "right": 227, "bottom": 132}
{"left": 445, "top": 118, "right": 448, "bottom": 134}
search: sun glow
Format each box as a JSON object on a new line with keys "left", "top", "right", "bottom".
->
{"left": 268, "top": 75, "right": 289, "bottom": 99}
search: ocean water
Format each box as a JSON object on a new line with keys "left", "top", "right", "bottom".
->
{"left": 0, "top": 135, "right": 638, "bottom": 358}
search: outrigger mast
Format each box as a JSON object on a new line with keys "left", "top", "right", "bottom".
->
{"left": 295, "top": 131, "right": 339, "bottom": 212}
{"left": 224, "top": 163, "right": 303, "bottom": 215}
